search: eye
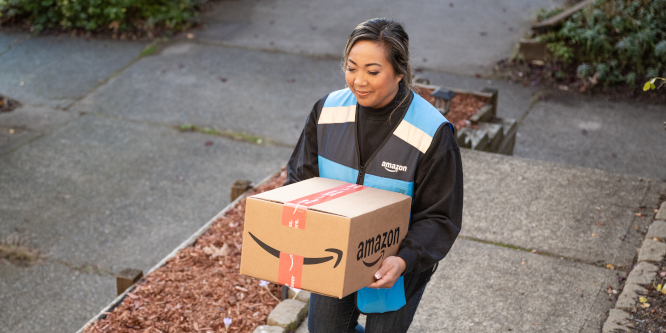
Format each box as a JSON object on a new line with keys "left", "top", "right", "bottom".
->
{"left": 369, "top": 71, "right": 379, "bottom": 75}
{"left": 346, "top": 67, "right": 356, "bottom": 72}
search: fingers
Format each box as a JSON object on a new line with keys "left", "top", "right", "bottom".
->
{"left": 367, "top": 262, "right": 398, "bottom": 289}
{"left": 374, "top": 267, "right": 384, "bottom": 280}
{"left": 367, "top": 270, "right": 396, "bottom": 289}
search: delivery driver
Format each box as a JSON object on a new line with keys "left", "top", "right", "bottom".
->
{"left": 284, "top": 17, "right": 463, "bottom": 333}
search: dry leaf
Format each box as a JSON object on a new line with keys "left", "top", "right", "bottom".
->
{"left": 203, "top": 243, "right": 230, "bottom": 258}
{"left": 606, "top": 264, "right": 615, "bottom": 270}
{"left": 640, "top": 303, "right": 650, "bottom": 308}
{"left": 108, "top": 20, "right": 120, "bottom": 31}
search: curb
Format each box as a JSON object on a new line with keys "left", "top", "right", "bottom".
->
{"left": 254, "top": 288, "right": 311, "bottom": 333}
{"left": 602, "top": 201, "right": 666, "bottom": 333}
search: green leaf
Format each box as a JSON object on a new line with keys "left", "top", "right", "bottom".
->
{"left": 651, "top": 83, "right": 656, "bottom": 90}
{"left": 639, "top": 296, "right": 647, "bottom": 303}
{"left": 643, "top": 82, "right": 651, "bottom": 91}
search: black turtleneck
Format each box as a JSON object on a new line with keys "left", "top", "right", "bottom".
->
{"left": 284, "top": 83, "right": 463, "bottom": 300}
{"left": 356, "top": 82, "right": 412, "bottom": 166}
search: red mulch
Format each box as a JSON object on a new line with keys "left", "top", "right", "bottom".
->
{"left": 416, "top": 87, "right": 489, "bottom": 130}
{"left": 83, "top": 169, "right": 288, "bottom": 333}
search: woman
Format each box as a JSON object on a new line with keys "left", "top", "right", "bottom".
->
{"left": 284, "top": 18, "right": 463, "bottom": 333}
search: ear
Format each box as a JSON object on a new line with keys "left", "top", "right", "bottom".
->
{"left": 395, "top": 73, "right": 404, "bottom": 84}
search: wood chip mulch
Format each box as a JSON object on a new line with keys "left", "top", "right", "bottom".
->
{"left": 416, "top": 87, "right": 489, "bottom": 130}
{"left": 83, "top": 169, "right": 288, "bottom": 333}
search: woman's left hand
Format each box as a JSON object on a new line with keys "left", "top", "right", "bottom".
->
{"left": 366, "top": 256, "right": 406, "bottom": 289}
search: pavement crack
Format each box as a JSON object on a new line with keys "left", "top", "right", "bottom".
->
{"left": 176, "top": 123, "right": 292, "bottom": 147}
{"left": 577, "top": 281, "right": 606, "bottom": 333}
{"left": 515, "top": 89, "right": 548, "bottom": 128}
{"left": 193, "top": 38, "right": 488, "bottom": 78}
{"left": 459, "top": 235, "right": 616, "bottom": 269}
{"left": 194, "top": 38, "right": 340, "bottom": 61}
{"left": 46, "top": 257, "right": 115, "bottom": 277}
{"left": 77, "top": 110, "right": 293, "bottom": 148}
{"left": 63, "top": 39, "right": 167, "bottom": 113}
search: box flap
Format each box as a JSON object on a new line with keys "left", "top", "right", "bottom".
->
{"left": 250, "top": 177, "right": 411, "bottom": 218}
{"left": 251, "top": 177, "right": 348, "bottom": 204}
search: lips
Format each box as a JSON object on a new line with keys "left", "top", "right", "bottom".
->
{"left": 356, "top": 90, "right": 371, "bottom": 97}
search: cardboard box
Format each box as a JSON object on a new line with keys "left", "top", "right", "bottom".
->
{"left": 240, "top": 177, "right": 411, "bottom": 298}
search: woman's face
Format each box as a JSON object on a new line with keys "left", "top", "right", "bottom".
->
{"left": 345, "top": 40, "right": 404, "bottom": 109}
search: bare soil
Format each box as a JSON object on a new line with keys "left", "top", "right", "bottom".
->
{"left": 493, "top": 59, "right": 666, "bottom": 103}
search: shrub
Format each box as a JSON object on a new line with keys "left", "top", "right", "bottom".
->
{"left": 0, "top": 0, "right": 207, "bottom": 35}
{"left": 535, "top": 0, "right": 666, "bottom": 87}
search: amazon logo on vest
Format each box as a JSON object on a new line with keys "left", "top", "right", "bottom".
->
{"left": 382, "top": 161, "right": 407, "bottom": 173}
{"left": 357, "top": 227, "right": 400, "bottom": 267}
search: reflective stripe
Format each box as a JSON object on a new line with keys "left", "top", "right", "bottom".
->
{"left": 363, "top": 173, "right": 414, "bottom": 197}
{"left": 318, "top": 106, "right": 356, "bottom": 124}
{"left": 393, "top": 120, "right": 432, "bottom": 154}
{"left": 317, "top": 156, "right": 358, "bottom": 184}
{"left": 323, "top": 88, "right": 357, "bottom": 108}
{"left": 402, "top": 93, "right": 447, "bottom": 137}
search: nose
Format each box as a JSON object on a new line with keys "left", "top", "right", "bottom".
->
{"left": 354, "top": 73, "right": 368, "bottom": 87}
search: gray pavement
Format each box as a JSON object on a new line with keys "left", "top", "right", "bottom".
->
{"left": 70, "top": 41, "right": 345, "bottom": 146}
{"left": 412, "top": 238, "right": 618, "bottom": 333}
{"left": 515, "top": 90, "right": 666, "bottom": 182}
{"left": 0, "top": 33, "right": 147, "bottom": 109}
{"left": 198, "top": 0, "right": 566, "bottom": 75}
{"left": 461, "top": 149, "right": 663, "bottom": 267}
{"left": 1, "top": 0, "right": 665, "bottom": 332}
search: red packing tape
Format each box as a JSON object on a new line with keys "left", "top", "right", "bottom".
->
{"left": 280, "top": 183, "right": 365, "bottom": 230}
{"left": 278, "top": 252, "right": 304, "bottom": 289}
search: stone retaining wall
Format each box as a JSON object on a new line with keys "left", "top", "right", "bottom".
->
{"left": 413, "top": 82, "right": 518, "bottom": 155}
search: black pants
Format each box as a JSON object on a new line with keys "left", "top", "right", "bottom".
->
{"left": 308, "top": 282, "right": 428, "bottom": 333}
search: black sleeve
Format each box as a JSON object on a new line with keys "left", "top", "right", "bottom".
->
{"left": 283, "top": 95, "right": 328, "bottom": 186}
{"left": 397, "top": 124, "right": 463, "bottom": 274}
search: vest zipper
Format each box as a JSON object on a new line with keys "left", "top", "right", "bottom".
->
{"left": 356, "top": 165, "right": 365, "bottom": 185}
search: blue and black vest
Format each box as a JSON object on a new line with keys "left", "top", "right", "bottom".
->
{"left": 317, "top": 87, "right": 451, "bottom": 313}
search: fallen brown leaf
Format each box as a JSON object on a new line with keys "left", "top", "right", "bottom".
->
{"left": 203, "top": 243, "right": 230, "bottom": 259}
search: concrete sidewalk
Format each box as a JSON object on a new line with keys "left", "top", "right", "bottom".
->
{"left": 1, "top": 0, "right": 665, "bottom": 332}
